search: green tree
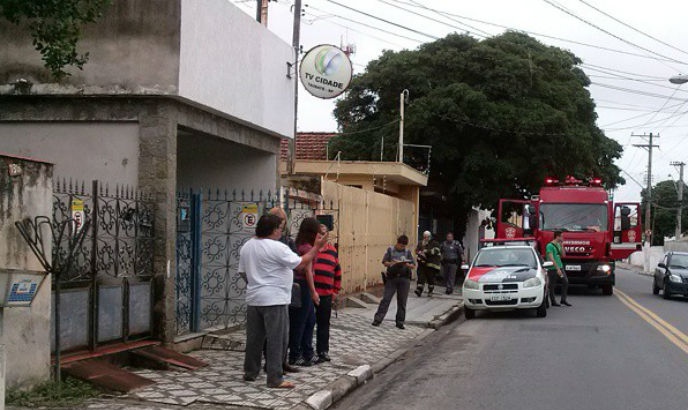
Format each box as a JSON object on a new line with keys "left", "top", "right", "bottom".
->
{"left": 0, "top": 0, "right": 111, "bottom": 80}
{"left": 642, "top": 180, "right": 688, "bottom": 245}
{"left": 331, "top": 32, "right": 624, "bottom": 220}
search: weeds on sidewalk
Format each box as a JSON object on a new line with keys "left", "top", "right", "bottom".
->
{"left": 7, "top": 377, "right": 101, "bottom": 407}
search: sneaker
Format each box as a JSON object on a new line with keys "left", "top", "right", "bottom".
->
{"left": 396, "top": 323, "right": 405, "bottom": 329}
{"left": 371, "top": 320, "right": 381, "bottom": 327}
{"left": 414, "top": 289, "right": 422, "bottom": 297}
{"left": 317, "top": 352, "right": 331, "bottom": 362}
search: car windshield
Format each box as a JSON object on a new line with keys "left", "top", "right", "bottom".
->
{"left": 474, "top": 248, "right": 537, "bottom": 268}
{"left": 540, "top": 203, "right": 608, "bottom": 232}
{"left": 669, "top": 254, "right": 688, "bottom": 269}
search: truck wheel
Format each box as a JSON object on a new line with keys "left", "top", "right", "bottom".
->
{"left": 652, "top": 281, "right": 660, "bottom": 295}
{"left": 663, "top": 281, "right": 672, "bottom": 300}
{"left": 602, "top": 284, "right": 613, "bottom": 296}
{"left": 464, "top": 307, "right": 475, "bottom": 320}
{"left": 536, "top": 298, "right": 547, "bottom": 318}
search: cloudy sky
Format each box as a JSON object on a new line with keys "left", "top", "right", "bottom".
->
{"left": 232, "top": 0, "right": 688, "bottom": 203}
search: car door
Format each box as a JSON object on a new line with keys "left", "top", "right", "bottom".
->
{"left": 656, "top": 254, "right": 669, "bottom": 287}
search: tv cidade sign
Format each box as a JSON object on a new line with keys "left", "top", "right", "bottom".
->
{"left": 299, "top": 44, "right": 353, "bottom": 99}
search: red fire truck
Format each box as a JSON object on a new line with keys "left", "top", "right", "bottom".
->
{"left": 491, "top": 176, "right": 642, "bottom": 295}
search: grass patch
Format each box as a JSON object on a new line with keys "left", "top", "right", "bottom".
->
{"left": 7, "top": 377, "right": 102, "bottom": 407}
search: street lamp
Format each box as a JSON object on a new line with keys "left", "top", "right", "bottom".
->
{"left": 669, "top": 74, "right": 688, "bottom": 84}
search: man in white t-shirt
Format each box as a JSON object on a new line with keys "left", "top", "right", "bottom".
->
{"left": 239, "top": 214, "right": 327, "bottom": 389}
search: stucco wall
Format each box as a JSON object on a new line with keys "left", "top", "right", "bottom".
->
{"left": 0, "top": 0, "right": 294, "bottom": 138}
{"left": 177, "top": 132, "right": 276, "bottom": 194}
{"left": 0, "top": 0, "right": 181, "bottom": 90}
{"left": 0, "top": 122, "right": 139, "bottom": 187}
{"left": 178, "top": 0, "right": 295, "bottom": 138}
{"left": 0, "top": 155, "right": 52, "bottom": 388}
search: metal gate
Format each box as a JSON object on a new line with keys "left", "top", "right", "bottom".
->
{"left": 52, "top": 180, "right": 155, "bottom": 353}
{"left": 175, "top": 189, "right": 339, "bottom": 336}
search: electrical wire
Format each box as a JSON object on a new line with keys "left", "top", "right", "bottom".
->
{"left": 542, "top": 0, "right": 687, "bottom": 69}
{"left": 396, "top": 0, "right": 491, "bottom": 38}
{"left": 323, "top": 0, "right": 439, "bottom": 40}
{"left": 393, "top": 0, "right": 684, "bottom": 64}
{"left": 305, "top": 4, "right": 426, "bottom": 44}
{"left": 577, "top": 0, "right": 688, "bottom": 59}
{"left": 300, "top": 7, "right": 411, "bottom": 48}
{"left": 337, "top": 119, "right": 400, "bottom": 136}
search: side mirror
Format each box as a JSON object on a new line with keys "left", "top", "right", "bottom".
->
{"left": 542, "top": 261, "right": 554, "bottom": 268}
{"left": 657, "top": 263, "right": 667, "bottom": 269}
{"left": 461, "top": 264, "right": 469, "bottom": 270}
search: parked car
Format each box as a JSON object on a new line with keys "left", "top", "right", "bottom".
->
{"left": 653, "top": 251, "right": 688, "bottom": 299}
{"left": 462, "top": 245, "right": 551, "bottom": 319}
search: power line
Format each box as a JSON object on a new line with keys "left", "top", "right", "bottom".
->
{"left": 305, "top": 4, "right": 427, "bottom": 44}
{"left": 299, "top": 8, "right": 411, "bottom": 48}
{"left": 323, "top": 0, "right": 439, "bottom": 40}
{"left": 376, "top": 0, "right": 488, "bottom": 39}
{"left": 403, "top": 0, "right": 491, "bottom": 37}
{"left": 577, "top": 0, "right": 688, "bottom": 59}
{"left": 393, "top": 0, "right": 685, "bottom": 64}
{"left": 580, "top": 63, "right": 667, "bottom": 80}
{"left": 542, "top": 0, "right": 688, "bottom": 69}
{"left": 591, "top": 82, "right": 688, "bottom": 102}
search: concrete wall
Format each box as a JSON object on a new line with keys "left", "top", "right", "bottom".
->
{"left": 177, "top": 132, "right": 276, "bottom": 194}
{"left": 0, "top": 155, "right": 52, "bottom": 388}
{"left": 0, "top": 0, "right": 295, "bottom": 138}
{"left": 0, "top": 122, "right": 139, "bottom": 186}
{"left": 0, "top": 0, "right": 181, "bottom": 90}
{"left": 178, "top": 0, "right": 295, "bottom": 138}
{"left": 464, "top": 208, "right": 493, "bottom": 262}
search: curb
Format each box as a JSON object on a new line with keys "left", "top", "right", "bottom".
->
{"left": 293, "top": 304, "right": 463, "bottom": 410}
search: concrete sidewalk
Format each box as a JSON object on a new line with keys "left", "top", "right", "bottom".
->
{"left": 9, "top": 286, "right": 462, "bottom": 410}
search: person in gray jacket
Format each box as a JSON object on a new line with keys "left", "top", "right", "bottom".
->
{"left": 372, "top": 235, "right": 416, "bottom": 329}
{"left": 440, "top": 232, "right": 464, "bottom": 294}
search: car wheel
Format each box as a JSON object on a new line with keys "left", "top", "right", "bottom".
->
{"left": 536, "top": 298, "right": 547, "bottom": 318}
{"left": 464, "top": 307, "right": 475, "bottom": 320}
{"left": 663, "top": 281, "right": 671, "bottom": 300}
{"left": 652, "top": 280, "right": 660, "bottom": 295}
{"left": 602, "top": 284, "right": 613, "bottom": 296}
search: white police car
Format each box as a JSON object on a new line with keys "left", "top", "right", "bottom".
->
{"left": 462, "top": 245, "right": 552, "bottom": 319}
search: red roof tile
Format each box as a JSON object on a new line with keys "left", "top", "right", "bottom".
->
{"left": 281, "top": 132, "right": 337, "bottom": 160}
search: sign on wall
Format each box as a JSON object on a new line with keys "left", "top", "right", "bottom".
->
{"left": 299, "top": 44, "right": 353, "bottom": 99}
{"left": 241, "top": 203, "right": 259, "bottom": 233}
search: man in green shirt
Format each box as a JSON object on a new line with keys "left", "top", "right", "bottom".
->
{"left": 546, "top": 231, "right": 571, "bottom": 307}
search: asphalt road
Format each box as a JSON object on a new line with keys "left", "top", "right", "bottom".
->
{"left": 332, "top": 267, "right": 688, "bottom": 410}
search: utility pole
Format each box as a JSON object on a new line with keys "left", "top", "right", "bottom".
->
{"left": 633, "top": 132, "right": 659, "bottom": 273}
{"left": 288, "top": 0, "right": 302, "bottom": 175}
{"left": 632, "top": 132, "right": 659, "bottom": 242}
{"left": 398, "top": 89, "right": 409, "bottom": 163}
{"left": 671, "top": 161, "right": 685, "bottom": 239}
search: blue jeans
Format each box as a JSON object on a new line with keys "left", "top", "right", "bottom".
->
{"left": 289, "top": 279, "right": 315, "bottom": 361}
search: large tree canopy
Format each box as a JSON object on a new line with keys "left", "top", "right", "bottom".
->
{"left": 642, "top": 180, "right": 688, "bottom": 245}
{"left": 331, "top": 32, "right": 624, "bottom": 215}
{"left": 0, "top": 0, "right": 111, "bottom": 80}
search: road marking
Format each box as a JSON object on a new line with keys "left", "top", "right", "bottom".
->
{"left": 615, "top": 289, "right": 688, "bottom": 355}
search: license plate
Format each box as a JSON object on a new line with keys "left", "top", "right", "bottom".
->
{"left": 566, "top": 265, "right": 581, "bottom": 271}
{"left": 489, "top": 293, "right": 512, "bottom": 301}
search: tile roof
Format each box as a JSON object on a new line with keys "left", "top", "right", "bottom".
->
{"left": 280, "top": 132, "right": 337, "bottom": 160}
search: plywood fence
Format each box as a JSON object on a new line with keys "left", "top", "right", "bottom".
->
{"left": 321, "top": 180, "right": 416, "bottom": 294}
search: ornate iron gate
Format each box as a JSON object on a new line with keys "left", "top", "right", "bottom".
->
{"left": 52, "top": 180, "right": 155, "bottom": 353}
{"left": 175, "top": 189, "right": 339, "bottom": 336}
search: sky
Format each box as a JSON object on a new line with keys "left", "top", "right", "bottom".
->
{"left": 231, "top": 0, "right": 688, "bottom": 203}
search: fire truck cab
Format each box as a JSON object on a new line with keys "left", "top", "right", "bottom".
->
{"left": 492, "top": 176, "right": 642, "bottom": 295}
